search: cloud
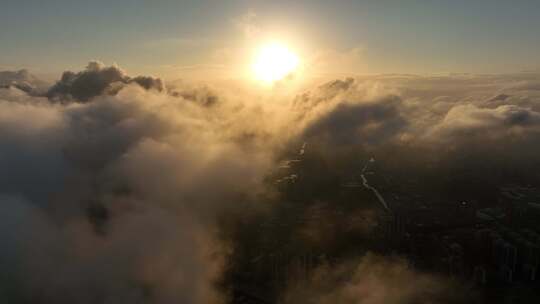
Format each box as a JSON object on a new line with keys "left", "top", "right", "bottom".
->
{"left": 0, "top": 64, "right": 279, "bottom": 303}
{"left": 290, "top": 78, "right": 406, "bottom": 149}
{"left": 0, "top": 69, "right": 49, "bottom": 93}
{"left": 47, "top": 61, "right": 165, "bottom": 102}
{"left": 302, "top": 95, "right": 406, "bottom": 147}
{"left": 0, "top": 195, "right": 222, "bottom": 304}
{"left": 283, "top": 253, "right": 474, "bottom": 304}
{"left": 0, "top": 98, "right": 66, "bottom": 203}
{"left": 4, "top": 62, "right": 540, "bottom": 303}
{"left": 430, "top": 104, "right": 540, "bottom": 141}
{"left": 293, "top": 74, "right": 540, "bottom": 152}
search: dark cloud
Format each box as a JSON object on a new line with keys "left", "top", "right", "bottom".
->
{"left": 170, "top": 85, "right": 220, "bottom": 107}
{"left": 302, "top": 95, "right": 406, "bottom": 147}
{"left": 47, "top": 61, "right": 165, "bottom": 102}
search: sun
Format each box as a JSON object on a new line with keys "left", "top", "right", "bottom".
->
{"left": 252, "top": 42, "right": 300, "bottom": 84}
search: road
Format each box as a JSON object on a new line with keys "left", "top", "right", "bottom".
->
{"left": 360, "top": 157, "right": 391, "bottom": 212}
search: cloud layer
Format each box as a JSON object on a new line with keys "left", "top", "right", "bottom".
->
{"left": 1, "top": 62, "right": 279, "bottom": 303}
{"left": 2, "top": 62, "right": 540, "bottom": 303}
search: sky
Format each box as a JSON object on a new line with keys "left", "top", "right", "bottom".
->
{"left": 1, "top": 0, "right": 540, "bottom": 78}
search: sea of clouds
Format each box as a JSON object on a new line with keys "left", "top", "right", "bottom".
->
{"left": 2, "top": 61, "right": 540, "bottom": 303}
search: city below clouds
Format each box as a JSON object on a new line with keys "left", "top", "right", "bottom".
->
{"left": 2, "top": 1, "right": 540, "bottom": 303}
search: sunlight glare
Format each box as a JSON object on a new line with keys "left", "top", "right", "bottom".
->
{"left": 252, "top": 42, "right": 300, "bottom": 84}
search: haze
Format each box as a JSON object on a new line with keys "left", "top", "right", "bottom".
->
{"left": 2, "top": 1, "right": 540, "bottom": 304}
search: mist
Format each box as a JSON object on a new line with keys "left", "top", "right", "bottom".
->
{"left": 2, "top": 62, "right": 540, "bottom": 303}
